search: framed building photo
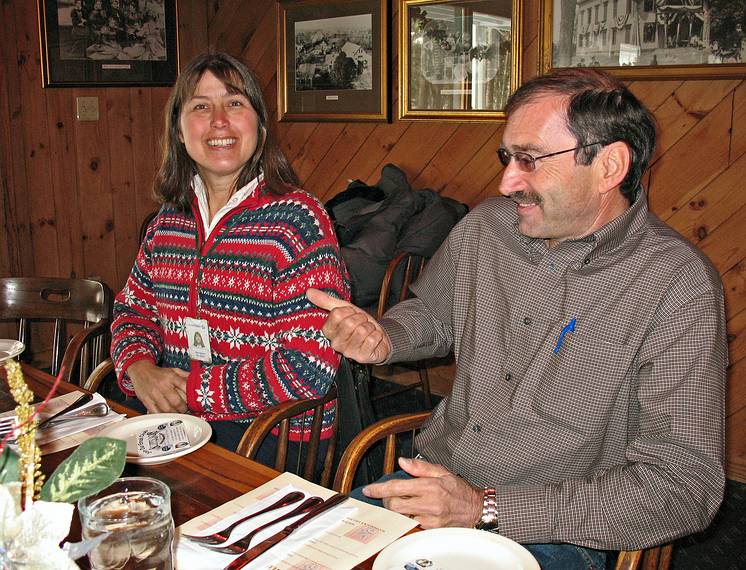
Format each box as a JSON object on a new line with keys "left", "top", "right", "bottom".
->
{"left": 277, "top": 0, "right": 388, "bottom": 122}
{"left": 38, "top": 0, "right": 179, "bottom": 88}
{"left": 399, "top": 0, "right": 522, "bottom": 121}
{"left": 541, "top": 0, "right": 746, "bottom": 79}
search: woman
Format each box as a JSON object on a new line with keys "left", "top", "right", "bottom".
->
{"left": 111, "top": 51, "right": 350, "bottom": 454}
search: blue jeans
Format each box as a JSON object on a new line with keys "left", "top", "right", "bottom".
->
{"left": 352, "top": 470, "right": 607, "bottom": 570}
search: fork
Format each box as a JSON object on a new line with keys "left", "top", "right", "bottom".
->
{"left": 203, "top": 495, "right": 324, "bottom": 554}
{"left": 0, "top": 416, "right": 19, "bottom": 445}
{"left": 182, "top": 491, "right": 305, "bottom": 546}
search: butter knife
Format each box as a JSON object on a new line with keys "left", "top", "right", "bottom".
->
{"left": 37, "top": 393, "right": 93, "bottom": 429}
{"left": 224, "top": 493, "right": 349, "bottom": 570}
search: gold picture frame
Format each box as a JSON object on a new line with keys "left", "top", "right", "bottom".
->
{"left": 540, "top": 0, "right": 746, "bottom": 80}
{"left": 399, "top": 0, "right": 522, "bottom": 121}
{"left": 277, "top": 0, "right": 388, "bottom": 122}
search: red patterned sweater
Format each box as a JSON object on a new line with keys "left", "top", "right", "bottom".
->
{"left": 111, "top": 180, "right": 350, "bottom": 439}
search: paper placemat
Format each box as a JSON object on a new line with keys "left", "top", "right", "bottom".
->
{"left": 177, "top": 472, "right": 418, "bottom": 570}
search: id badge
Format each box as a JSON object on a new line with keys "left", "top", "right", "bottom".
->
{"left": 185, "top": 317, "right": 212, "bottom": 363}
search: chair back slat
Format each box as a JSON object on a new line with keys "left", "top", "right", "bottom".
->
{"left": 0, "top": 277, "right": 112, "bottom": 384}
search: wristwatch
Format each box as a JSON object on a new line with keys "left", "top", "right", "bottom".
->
{"left": 474, "top": 487, "right": 499, "bottom": 533}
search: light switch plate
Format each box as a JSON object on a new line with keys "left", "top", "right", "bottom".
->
{"left": 76, "top": 96, "right": 99, "bottom": 121}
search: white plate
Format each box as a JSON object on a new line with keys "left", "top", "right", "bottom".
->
{"left": 373, "top": 528, "right": 540, "bottom": 570}
{"left": 96, "top": 413, "right": 212, "bottom": 465}
{"left": 0, "top": 340, "right": 24, "bottom": 363}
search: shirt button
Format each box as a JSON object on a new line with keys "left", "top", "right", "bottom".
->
{"left": 583, "top": 257, "right": 591, "bottom": 265}
{"left": 504, "top": 372, "right": 512, "bottom": 381}
{"left": 472, "top": 424, "right": 482, "bottom": 433}
{"left": 548, "top": 263, "right": 556, "bottom": 272}
{"left": 523, "top": 317, "right": 532, "bottom": 325}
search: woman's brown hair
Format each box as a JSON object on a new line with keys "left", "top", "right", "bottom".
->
{"left": 154, "top": 51, "right": 299, "bottom": 210}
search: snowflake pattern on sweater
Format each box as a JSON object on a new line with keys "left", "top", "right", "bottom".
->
{"left": 111, "top": 181, "right": 350, "bottom": 440}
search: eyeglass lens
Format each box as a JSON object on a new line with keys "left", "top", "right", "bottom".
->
{"left": 497, "top": 148, "right": 535, "bottom": 172}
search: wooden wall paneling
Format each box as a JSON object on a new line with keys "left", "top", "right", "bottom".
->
{"left": 731, "top": 82, "right": 746, "bottom": 162}
{"left": 440, "top": 135, "right": 506, "bottom": 206}
{"left": 281, "top": 123, "right": 320, "bottom": 164}
{"left": 667, "top": 150, "right": 746, "bottom": 245}
{"left": 628, "top": 81, "right": 682, "bottom": 112}
{"left": 373, "top": 123, "right": 460, "bottom": 184}
{"left": 411, "top": 123, "right": 501, "bottom": 192}
{"left": 325, "top": 122, "right": 411, "bottom": 199}
{"left": 72, "top": 89, "right": 117, "bottom": 288}
{"left": 648, "top": 95, "right": 732, "bottom": 219}
{"left": 129, "top": 87, "right": 161, "bottom": 269}
{"left": 207, "top": 0, "right": 252, "bottom": 50}
{"left": 237, "top": 1, "right": 275, "bottom": 70}
{"left": 177, "top": 0, "right": 210, "bottom": 66}
{"left": 15, "top": 2, "right": 59, "bottom": 278}
{"left": 302, "top": 123, "right": 378, "bottom": 200}
{"left": 722, "top": 261, "right": 746, "bottom": 318}
{"left": 45, "top": 90, "right": 84, "bottom": 279}
{"left": 0, "top": 0, "right": 30, "bottom": 278}
{"left": 106, "top": 89, "right": 140, "bottom": 289}
{"left": 293, "top": 123, "right": 348, "bottom": 182}
{"left": 699, "top": 204, "right": 746, "bottom": 275}
{"left": 728, "top": 309, "right": 746, "bottom": 381}
{"left": 650, "top": 81, "right": 738, "bottom": 162}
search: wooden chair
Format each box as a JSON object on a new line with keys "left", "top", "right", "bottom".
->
{"left": 236, "top": 385, "right": 338, "bottom": 488}
{"left": 370, "top": 251, "right": 433, "bottom": 408}
{"left": 335, "top": 412, "right": 673, "bottom": 570}
{"left": 333, "top": 410, "right": 431, "bottom": 493}
{"left": 84, "top": 356, "right": 114, "bottom": 392}
{"left": 615, "top": 544, "right": 672, "bottom": 570}
{"left": 0, "top": 277, "right": 112, "bottom": 385}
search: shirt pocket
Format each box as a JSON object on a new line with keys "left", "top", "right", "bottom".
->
{"left": 524, "top": 330, "right": 635, "bottom": 436}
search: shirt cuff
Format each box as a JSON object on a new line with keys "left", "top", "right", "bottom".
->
{"left": 494, "top": 484, "right": 552, "bottom": 543}
{"left": 380, "top": 318, "right": 409, "bottom": 363}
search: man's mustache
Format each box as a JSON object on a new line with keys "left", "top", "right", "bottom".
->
{"left": 509, "top": 191, "right": 542, "bottom": 206}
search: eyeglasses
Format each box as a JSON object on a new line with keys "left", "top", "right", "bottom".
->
{"left": 496, "top": 142, "right": 604, "bottom": 172}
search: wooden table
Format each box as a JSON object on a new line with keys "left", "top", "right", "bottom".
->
{"left": 1, "top": 363, "right": 378, "bottom": 569}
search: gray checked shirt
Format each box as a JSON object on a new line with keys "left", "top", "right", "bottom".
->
{"left": 380, "top": 189, "right": 727, "bottom": 550}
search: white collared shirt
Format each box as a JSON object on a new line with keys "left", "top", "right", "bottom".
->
{"left": 192, "top": 173, "right": 264, "bottom": 236}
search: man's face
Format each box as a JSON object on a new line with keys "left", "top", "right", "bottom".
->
{"left": 499, "top": 95, "right": 604, "bottom": 243}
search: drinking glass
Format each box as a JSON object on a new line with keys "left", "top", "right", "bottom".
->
{"left": 78, "top": 477, "right": 174, "bottom": 570}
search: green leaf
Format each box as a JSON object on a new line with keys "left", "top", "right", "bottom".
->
{"left": 40, "top": 437, "right": 126, "bottom": 503}
{"left": 0, "top": 446, "right": 19, "bottom": 484}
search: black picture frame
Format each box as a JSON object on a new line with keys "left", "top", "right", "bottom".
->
{"left": 38, "top": 0, "right": 179, "bottom": 88}
{"left": 277, "top": 0, "right": 389, "bottom": 122}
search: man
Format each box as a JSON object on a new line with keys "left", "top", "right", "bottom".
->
{"left": 308, "top": 69, "right": 727, "bottom": 569}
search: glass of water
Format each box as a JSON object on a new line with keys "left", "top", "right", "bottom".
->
{"left": 78, "top": 477, "right": 174, "bottom": 570}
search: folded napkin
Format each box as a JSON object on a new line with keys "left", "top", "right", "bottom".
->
{"left": 176, "top": 485, "right": 354, "bottom": 570}
{"left": 36, "top": 392, "right": 125, "bottom": 448}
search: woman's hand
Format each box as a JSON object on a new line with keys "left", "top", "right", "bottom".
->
{"left": 126, "top": 360, "right": 189, "bottom": 414}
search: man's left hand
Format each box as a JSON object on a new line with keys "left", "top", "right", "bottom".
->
{"left": 362, "top": 457, "right": 483, "bottom": 528}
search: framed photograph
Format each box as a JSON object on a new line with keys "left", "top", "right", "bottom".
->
{"left": 399, "top": 0, "right": 522, "bottom": 121}
{"left": 277, "top": 0, "right": 388, "bottom": 122}
{"left": 541, "top": 0, "right": 746, "bottom": 79}
{"left": 38, "top": 0, "right": 179, "bottom": 88}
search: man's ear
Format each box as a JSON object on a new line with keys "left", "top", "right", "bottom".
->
{"left": 595, "top": 141, "right": 630, "bottom": 195}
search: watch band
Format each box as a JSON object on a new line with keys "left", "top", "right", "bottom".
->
{"left": 475, "top": 487, "right": 499, "bottom": 533}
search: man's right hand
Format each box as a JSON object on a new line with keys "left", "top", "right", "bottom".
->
{"left": 306, "top": 288, "right": 392, "bottom": 364}
{"left": 126, "top": 360, "right": 189, "bottom": 414}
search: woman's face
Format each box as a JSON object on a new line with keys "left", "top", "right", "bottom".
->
{"left": 179, "top": 70, "right": 260, "bottom": 193}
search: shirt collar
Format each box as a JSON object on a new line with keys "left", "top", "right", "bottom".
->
{"left": 192, "top": 172, "right": 265, "bottom": 235}
{"left": 512, "top": 186, "right": 649, "bottom": 266}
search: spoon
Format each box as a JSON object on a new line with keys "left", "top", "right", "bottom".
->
{"left": 39, "top": 402, "right": 110, "bottom": 429}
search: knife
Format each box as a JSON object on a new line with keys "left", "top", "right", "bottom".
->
{"left": 37, "top": 393, "right": 93, "bottom": 429}
{"left": 224, "top": 493, "right": 349, "bottom": 570}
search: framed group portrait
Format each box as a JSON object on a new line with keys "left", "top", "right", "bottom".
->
{"left": 541, "top": 0, "right": 746, "bottom": 79}
{"left": 277, "top": 0, "right": 389, "bottom": 122}
{"left": 399, "top": 0, "right": 522, "bottom": 121}
{"left": 38, "top": 0, "right": 179, "bottom": 88}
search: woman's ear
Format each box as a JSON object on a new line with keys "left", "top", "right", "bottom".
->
{"left": 595, "top": 141, "right": 631, "bottom": 195}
